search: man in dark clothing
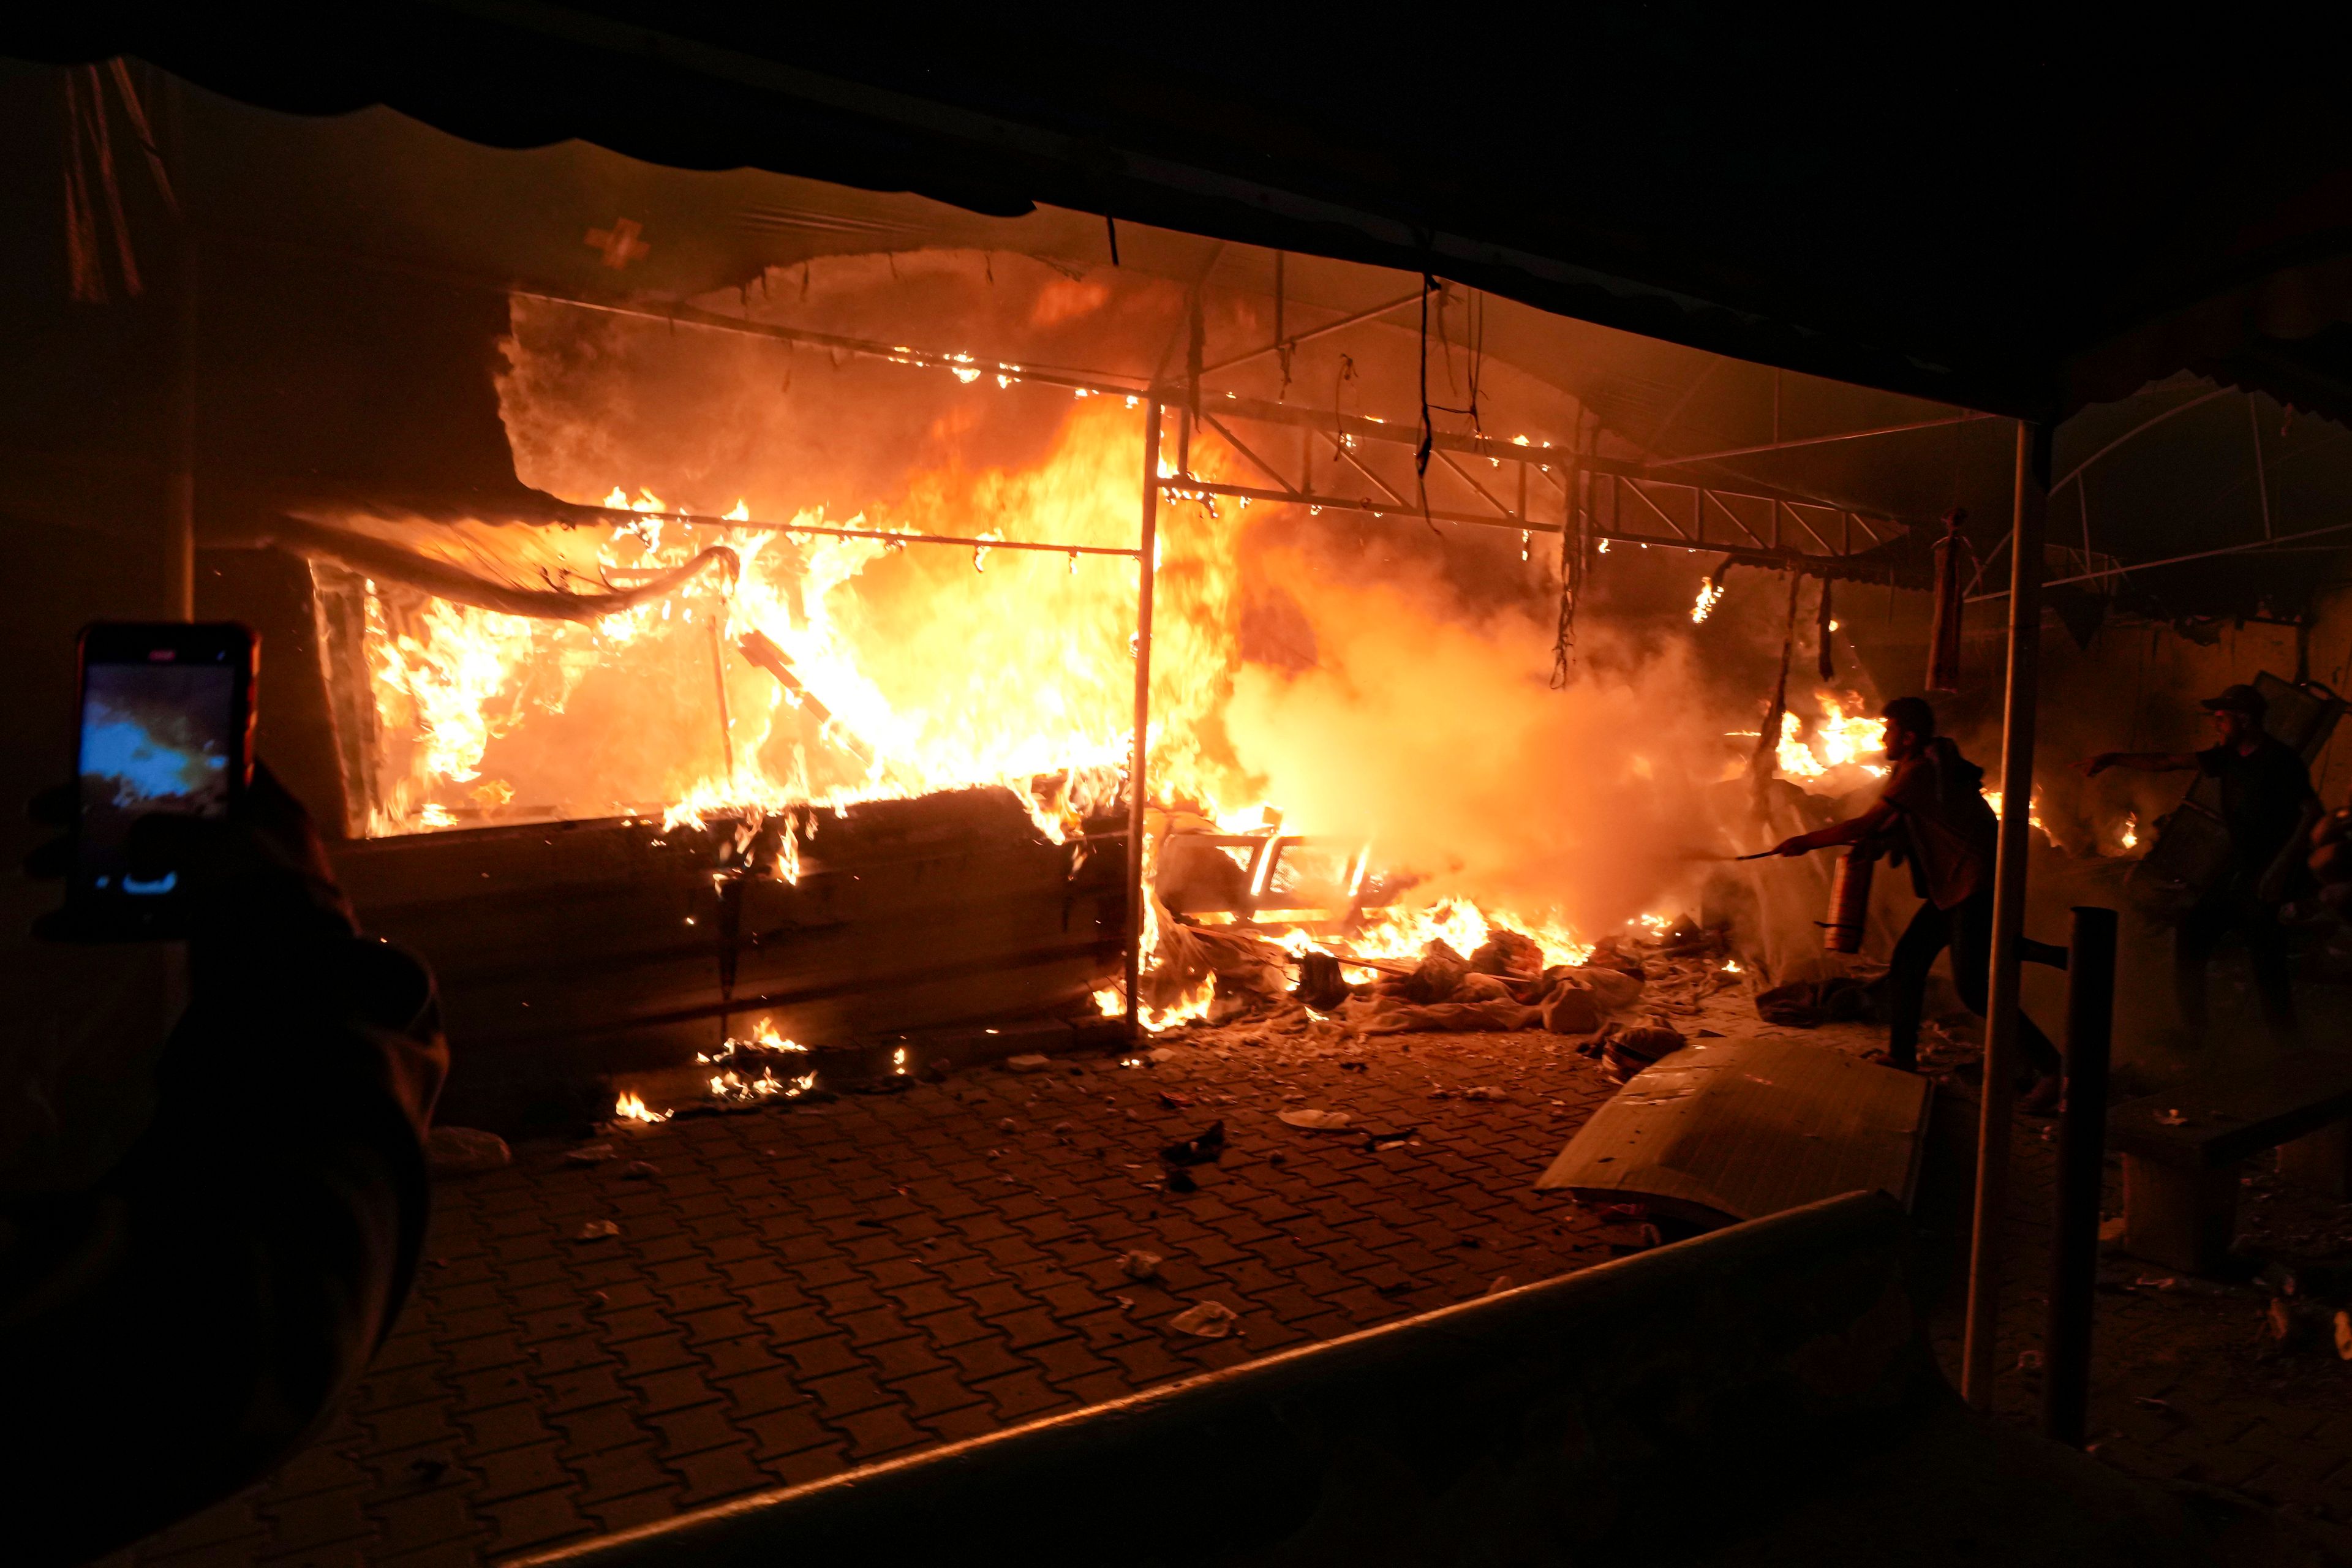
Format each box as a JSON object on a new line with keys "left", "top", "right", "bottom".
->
{"left": 1771, "top": 696, "right": 2064, "bottom": 1109}
{"left": 2082, "top": 682, "right": 2318, "bottom": 1043}
{"left": 4, "top": 766, "right": 447, "bottom": 1565}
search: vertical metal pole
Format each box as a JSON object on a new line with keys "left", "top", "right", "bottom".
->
{"left": 2045, "top": 905, "right": 2116, "bottom": 1447}
{"left": 1963, "top": 418, "right": 2047, "bottom": 1408}
{"left": 2079, "top": 478, "right": 2095, "bottom": 576}
{"left": 167, "top": 216, "right": 197, "bottom": 619}
{"left": 1273, "top": 249, "right": 1285, "bottom": 386}
{"left": 1124, "top": 403, "right": 1163, "bottom": 1039}
{"left": 156, "top": 70, "right": 196, "bottom": 620}
{"left": 707, "top": 619, "right": 737, "bottom": 791}
{"left": 2250, "top": 398, "right": 2272, "bottom": 541}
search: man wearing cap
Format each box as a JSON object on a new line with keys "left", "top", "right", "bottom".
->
{"left": 2082, "top": 683, "right": 2319, "bottom": 1042}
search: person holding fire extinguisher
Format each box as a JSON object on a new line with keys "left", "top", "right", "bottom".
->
{"left": 1770, "top": 696, "right": 2065, "bottom": 1110}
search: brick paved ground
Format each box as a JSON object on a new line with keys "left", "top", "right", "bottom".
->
{"left": 1934, "top": 1090, "right": 2352, "bottom": 1561}
{"left": 104, "top": 1003, "right": 2352, "bottom": 1567}
{"left": 112, "top": 1025, "right": 1646, "bottom": 1568}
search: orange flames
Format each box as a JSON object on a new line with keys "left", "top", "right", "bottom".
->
{"left": 1773, "top": 692, "right": 1888, "bottom": 782}
{"left": 357, "top": 401, "right": 1244, "bottom": 848}
{"left": 350, "top": 284, "right": 1757, "bottom": 1030}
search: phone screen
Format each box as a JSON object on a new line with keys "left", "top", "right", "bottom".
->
{"left": 75, "top": 629, "right": 252, "bottom": 911}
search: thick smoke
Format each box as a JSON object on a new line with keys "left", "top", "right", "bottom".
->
{"left": 1222, "top": 554, "right": 1736, "bottom": 937}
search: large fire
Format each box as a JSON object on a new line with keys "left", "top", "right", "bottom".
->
{"left": 1773, "top": 693, "right": 1888, "bottom": 782}
{"left": 359, "top": 400, "right": 1225, "bottom": 850}
{"left": 345, "top": 266, "right": 1779, "bottom": 1035}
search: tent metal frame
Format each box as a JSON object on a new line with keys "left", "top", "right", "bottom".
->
{"left": 521, "top": 285, "right": 1938, "bottom": 1036}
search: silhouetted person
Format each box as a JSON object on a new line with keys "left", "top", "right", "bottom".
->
{"left": 2, "top": 766, "right": 447, "bottom": 1566}
{"left": 2081, "top": 682, "right": 2317, "bottom": 1044}
{"left": 1771, "top": 696, "right": 2063, "bottom": 1110}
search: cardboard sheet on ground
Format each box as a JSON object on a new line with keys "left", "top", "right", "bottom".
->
{"left": 1536, "top": 1036, "right": 1931, "bottom": 1230}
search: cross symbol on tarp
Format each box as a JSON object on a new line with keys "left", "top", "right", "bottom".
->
{"left": 584, "top": 217, "right": 649, "bottom": 269}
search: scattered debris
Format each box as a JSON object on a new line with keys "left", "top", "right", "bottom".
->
{"left": 998, "top": 1117, "right": 1019, "bottom": 1133}
{"left": 1471, "top": 929, "right": 1545, "bottom": 983}
{"left": 1292, "top": 950, "right": 1353, "bottom": 1011}
{"left": 1582, "top": 1022, "right": 1686, "bottom": 1084}
{"left": 1582, "top": 937, "right": 1648, "bottom": 981}
{"left": 424, "top": 1126, "right": 510, "bottom": 1177}
{"left": 565, "top": 1143, "right": 618, "bottom": 1165}
{"left": 2132, "top": 1395, "right": 2176, "bottom": 1414}
{"left": 1461, "top": 1085, "right": 1510, "bottom": 1102}
{"left": 1005, "top": 1054, "right": 1052, "bottom": 1073}
{"left": 1555, "top": 965, "right": 1645, "bottom": 1012}
{"left": 574, "top": 1219, "right": 620, "bottom": 1242}
{"left": 1406, "top": 941, "right": 1472, "bottom": 1004}
{"left": 2155, "top": 1109, "right": 2189, "bottom": 1127}
{"left": 1542, "top": 984, "right": 1601, "bottom": 1035}
{"left": 1169, "top": 1300, "right": 1240, "bottom": 1338}
{"left": 1122, "top": 1250, "right": 1164, "bottom": 1281}
{"left": 1160, "top": 1121, "right": 1227, "bottom": 1166}
{"left": 2133, "top": 1275, "right": 2242, "bottom": 1297}
{"left": 1277, "top": 1108, "right": 1354, "bottom": 1131}
{"left": 2260, "top": 1296, "right": 2330, "bottom": 1351}
{"left": 1157, "top": 1090, "right": 1196, "bottom": 1109}
{"left": 1485, "top": 1275, "right": 1517, "bottom": 1295}
{"left": 622, "top": 1161, "right": 658, "bottom": 1180}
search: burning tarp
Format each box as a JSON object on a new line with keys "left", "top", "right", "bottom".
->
{"left": 1141, "top": 900, "right": 1653, "bottom": 1042}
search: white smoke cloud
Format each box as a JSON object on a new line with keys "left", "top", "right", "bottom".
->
{"left": 1223, "top": 557, "right": 1740, "bottom": 937}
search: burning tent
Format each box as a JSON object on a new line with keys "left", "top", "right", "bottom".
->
{"left": 0, "top": 66, "right": 2095, "bottom": 1129}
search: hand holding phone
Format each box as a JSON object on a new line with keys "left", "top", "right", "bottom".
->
{"left": 39, "top": 623, "right": 258, "bottom": 940}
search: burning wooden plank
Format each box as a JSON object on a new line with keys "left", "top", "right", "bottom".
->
{"left": 734, "top": 627, "right": 872, "bottom": 761}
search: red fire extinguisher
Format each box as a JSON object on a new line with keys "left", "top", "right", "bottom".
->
{"left": 1823, "top": 845, "right": 1877, "bottom": 954}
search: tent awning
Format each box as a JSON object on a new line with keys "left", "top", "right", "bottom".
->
{"left": 13, "top": 9, "right": 2352, "bottom": 424}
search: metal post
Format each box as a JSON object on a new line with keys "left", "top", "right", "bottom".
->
{"left": 2250, "top": 397, "right": 2272, "bottom": 541}
{"left": 1962, "top": 418, "right": 2046, "bottom": 1408}
{"left": 167, "top": 221, "right": 197, "bottom": 619}
{"left": 2045, "top": 905, "right": 2116, "bottom": 1446}
{"left": 1124, "top": 404, "right": 1163, "bottom": 1038}
{"left": 707, "top": 619, "right": 736, "bottom": 791}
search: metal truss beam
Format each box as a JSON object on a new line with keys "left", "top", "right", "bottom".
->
{"left": 1161, "top": 477, "right": 1912, "bottom": 581}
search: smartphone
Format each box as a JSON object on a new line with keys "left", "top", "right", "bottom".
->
{"left": 72, "top": 622, "right": 257, "bottom": 935}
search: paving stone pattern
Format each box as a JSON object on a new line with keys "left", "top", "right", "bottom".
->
{"left": 108, "top": 1015, "right": 2352, "bottom": 1568}
{"left": 1939, "top": 1096, "right": 2352, "bottom": 1561}
{"left": 116, "top": 1028, "right": 1643, "bottom": 1568}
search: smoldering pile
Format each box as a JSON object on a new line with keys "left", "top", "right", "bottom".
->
{"left": 1144, "top": 916, "right": 1669, "bottom": 1047}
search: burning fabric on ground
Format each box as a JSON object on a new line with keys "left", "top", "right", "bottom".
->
{"left": 697, "top": 1021, "right": 821, "bottom": 1104}
{"left": 1145, "top": 907, "right": 1664, "bottom": 1043}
